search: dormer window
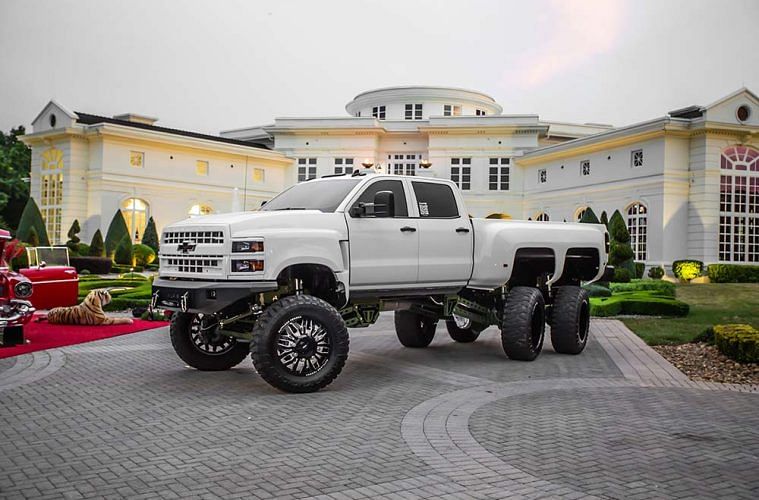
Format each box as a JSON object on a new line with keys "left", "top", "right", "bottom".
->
{"left": 476, "top": 109, "right": 486, "bottom": 116}
{"left": 49, "top": 113, "right": 57, "bottom": 128}
{"left": 405, "top": 104, "right": 422, "bottom": 120}
{"left": 736, "top": 105, "right": 751, "bottom": 123}
{"left": 443, "top": 105, "right": 461, "bottom": 116}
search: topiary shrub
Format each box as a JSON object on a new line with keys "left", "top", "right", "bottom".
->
{"left": 579, "top": 207, "right": 600, "bottom": 224}
{"left": 16, "top": 198, "right": 50, "bottom": 246}
{"left": 105, "top": 210, "right": 130, "bottom": 258}
{"left": 634, "top": 262, "right": 645, "bottom": 279}
{"left": 582, "top": 283, "right": 612, "bottom": 297}
{"left": 672, "top": 259, "right": 704, "bottom": 280}
{"left": 142, "top": 216, "right": 159, "bottom": 253}
{"left": 707, "top": 264, "right": 759, "bottom": 283}
{"left": 608, "top": 210, "right": 635, "bottom": 277}
{"left": 69, "top": 256, "right": 113, "bottom": 274}
{"left": 114, "top": 235, "right": 133, "bottom": 266}
{"left": 27, "top": 226, "right": 40, "bottom": 247}
{"left": 713, "top": 324, "right": 759, "bottom": 363}
{"left": 648, "top": 266, "right": 664, "bottom": 279}
{"left": 609, "top": 280, "right": 676, "bottom": 297}
{"left": 65, "top": 219, "right": 81, "bottom": 254}
{"left": 88, "top": 229, "right": 105, "bottom": 257}
{"left": 612, "top": 267, "right": 631, "bottom": 283}
{"left": 600, "top": 211, "right": 609, "bottom": 228}
{"left": 132, "top": 243, "right": 156, "bottom": 266}
{"left": 77, "top": 243, "right": 90, "bottom": 256}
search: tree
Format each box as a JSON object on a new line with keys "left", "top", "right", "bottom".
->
{"left": 105, "top": 210, "right": 130, "bottom": 258}
{"left": 66, "top": 219, "right": 81, "bottom": 253}
{"left": 142, "top": 216, "right": 159, "bottom": 253}
{"left": 608, "top": 209, "right": 635, "bottom": 278}
{"left": 114, "top": 234, "right": 134, "bottom": 265}
{"left": 579, "top": 207, "right": 600, "bottom": 224}
{"left": 89, "top": 229, "right": 105, "bottom": 257}
{"left": 16, "top": 198, "right": 50, "bottom": 246}
{"left": 600, "top": 211, "right": 609, "bottom": 227}
{"left": 0, "top": 126, "right": 32, "bottom": 230}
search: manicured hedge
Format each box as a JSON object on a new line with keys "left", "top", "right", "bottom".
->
{"left": 609, "top": 280, "right": 676, "bottom": 297}
{"left": 648, "top": 266, "right": 664, "bottom": 279}
{"left": 590, "top": 292, "right": 689, "bottom": 317}
{"left": 582, "top": 283, "right": 612, "bottom": 297}
{"left": 707, "top": 264, "right": 759, "bottom": 283}
{"left": 672, "top": 259, "right": 704, "bottom": 280}
{"left": 69, "top": 256, "right": 113, "bottom": 274}
{"left": 713, "top": 324, "right": 759, "bottom": 363}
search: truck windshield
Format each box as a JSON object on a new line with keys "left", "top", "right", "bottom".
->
{"left": 260, "top": 178, "right": 361, "bottom": 212}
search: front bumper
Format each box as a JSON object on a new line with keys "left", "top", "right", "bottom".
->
{"left": 152, "top": 278, "right": 278, "bottom": 314}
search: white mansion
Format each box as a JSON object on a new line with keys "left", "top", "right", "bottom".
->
{"left": 22, "top": 86, "right": 759, "bottom": 269}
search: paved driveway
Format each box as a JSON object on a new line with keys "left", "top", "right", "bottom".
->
{"left": 1, "top": 315, "right": 757, "bottom": 499}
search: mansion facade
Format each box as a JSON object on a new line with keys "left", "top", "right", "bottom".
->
{"left": 22, "top": 86, "right": 759, "bottom": 269}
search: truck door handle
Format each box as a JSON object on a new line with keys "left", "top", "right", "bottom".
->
{"left": 400, "top": 226, "right": 417, "bottom": 232}
{"left": 456, "top": 227, "right": 470, "bottom": 233}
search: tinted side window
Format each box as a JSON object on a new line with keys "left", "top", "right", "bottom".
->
{"left": 352, "top": 180, "right": 408, "bottom": 217}
{"left": 412, "top": 182, "right": 459, "bottom": 218}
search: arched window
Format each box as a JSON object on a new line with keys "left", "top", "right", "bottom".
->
{"left": 719, "top": 146, "right": 759, "bottom": 262}
{"left": 189, "top": 204, "right": 214, "bottom": 216}
{"left": 121, "top": 198, "right": 149, "bottom": 242}
{"left": 627, "top": 202, "right": 647, "bottom": 261}
{"left": 535, "top": 212, "right": 550, "bottom": 222}
{"left": 575, "top": 207, "right": 589, "bottom": 222}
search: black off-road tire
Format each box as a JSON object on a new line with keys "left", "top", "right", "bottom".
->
{"left": 550, "top": 286, "right": 590, "bottom": 354}
{"left": 445, "top": 317, "right": 485, "bottom": 343}
{"left": 500, "top": 287, "right": 546, "bottom": 361}
{"left": 250, "top": 295, "right": 349, "bottom": 393}
{"left": 394, "top": 310, "right": 437, "bottom": 348}
{"left": 170, "top": 313, "right": 249, "bottom": 371}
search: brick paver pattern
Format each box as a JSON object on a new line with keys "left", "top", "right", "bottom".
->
{"left": 1, "top": 315, "right": 757, "bottom": 499}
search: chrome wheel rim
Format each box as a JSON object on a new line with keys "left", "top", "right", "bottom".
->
{"left": 190, "top": 315, "right": 235, "bottom": 355}
{"left": 453, "top": 314, "right": 472, "bottom": 330}
{"left": 276, "top": 315, "right": 331, "bottom": 376}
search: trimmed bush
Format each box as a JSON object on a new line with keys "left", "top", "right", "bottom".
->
{"left": 634, "top": 262, "right": 645, "bottom": 279}
{"left": 65, "top": 219, "right": 81, "bottom": 254}
{"left": 612, "top": 267, "right": 631, "bottom": 283}
{"left": 591, "top": 292, "right": 689, "bottom": 317}
{"left": 77, "top": 243, "right": 90, "bottom": 255}
{"left": 648, "top": 266, "right": 664, "bottom": 279}
{"left": 89, "top": 229, "right": 106, "bottom": 257}
{"left": 16, "top": 198, "right": 50, "bottom": 246}
{"left": 707, "top": 264, "right": 759, "bottom": 283}
{"left": 713, "top": 324, "right": 759, "bottom": 363}
{"left": 69, "top": 256, "right": 113, "bottom": 274}
{"left": 142, "top": 216, "right": 159, "bottom": 253}
{"left": 27, "top": 226, "right": 40, "bottom": 247}
{"left": 600, "top": 211, "right": 609, "bottom": 228}
{"left": 114, "top": 235, "right": 133, "bottom": 266}
{"left": 583, "top": 283, "right": 612, "bottom": 297}
{"left": 609, "top": 280, "right": 676, "bottom": 297}
{"left": 672, "top": 259, "right": 704, "bottom": 280}
{"left": 132, "top": 244, "right": 156, "bottom": 266}
{"left": 579, "top": 207, "right": 600, "bottom": 224}
{"left": 105, "top": 210, "right": 130, "bottom": 258}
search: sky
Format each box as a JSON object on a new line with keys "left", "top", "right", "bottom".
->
{"left": 1, "top": 0, "right": 757, "bottom": 135}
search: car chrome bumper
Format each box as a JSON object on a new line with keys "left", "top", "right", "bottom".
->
{"left": 151, "top": 278, "right": 278, "bottom": 314}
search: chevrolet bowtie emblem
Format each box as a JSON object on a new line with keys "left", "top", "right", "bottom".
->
{"left": 177, "top": 241, "right": 197, "bottom": 253}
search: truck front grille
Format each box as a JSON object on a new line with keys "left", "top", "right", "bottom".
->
{"left": 162, "top": 255, "right": 224, "bottom": 274}
{"left": 163, "top": 231, "right": 224, "bottom": 245}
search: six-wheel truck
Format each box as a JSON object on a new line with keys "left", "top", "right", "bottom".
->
{"left": 152, "top": 173, "right": 610, "bottom": 392}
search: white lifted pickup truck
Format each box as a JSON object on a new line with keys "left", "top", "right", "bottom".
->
{"left": 153, "top": 173, "right": 610, "bottom": 393}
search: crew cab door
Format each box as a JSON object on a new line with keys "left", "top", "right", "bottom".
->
{"left": 346, "top": 179, "right": 418, "bottom": 287}
{"left": 410, "top": 180, "right": 473, "bottom": 285}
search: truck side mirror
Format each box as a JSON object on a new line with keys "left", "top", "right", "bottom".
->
{"left": 373, "top": 191, "right": 395, "bottom": 218}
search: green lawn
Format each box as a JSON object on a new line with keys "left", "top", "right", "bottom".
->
{"left": 622, "top": 283, "right": 759, "bottom": 345}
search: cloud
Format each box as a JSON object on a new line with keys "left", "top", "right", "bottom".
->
{"left": 511, "top": 0, "right": 627, "bottom": 87}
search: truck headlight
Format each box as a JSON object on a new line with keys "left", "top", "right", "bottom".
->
{"left": 232, "top": 240, "right": 264, "bottom": 253}
{"left": 231, "top": 259, "right": 264, "bottom": 272}
{"left": 14, "top": 281, "right": 33, "bottom": 299}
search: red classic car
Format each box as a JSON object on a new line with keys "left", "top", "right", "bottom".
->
{"left": 0, "top": 230, "right": 35, "bottom": 347}
{"left": 19, "top": 246, "right": 79, "bottom": 310}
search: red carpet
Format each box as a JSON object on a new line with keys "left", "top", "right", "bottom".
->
{"left": 0, "top": 314, "right": 168, "bottom": 359}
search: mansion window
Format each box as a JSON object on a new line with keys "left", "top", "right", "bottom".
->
{"left": 196, "top": 160, "right": 209, "bottom": 176}
{"left": 372, "top": 106, "right": 386, "bottom": 119}
{"left": 631, "top": 149, "right": 644, "bottom": 168}
{"left": 538, "top": 169, "right": 547, "bottom": 184}
{"left": 719, "top": 145, "right": 759, "bottom": 262}
{"left": 388, "top": 154, "right": 418, "bottom": 176}
{"left": 130, "top": 151, "right": 144, "bottom": 168}
{"left": 40, "top": 148, "right": 64, "bottom": 243}
{"left": 405, "top": 104, "right": 423, "bottom": 120}
{"left": 451, "top": 158, "right": 471, "bottom": 190}
{"left": 627, "top": 202, "right": 648, "bottom": 261}
{"left": 443, "top": 104, "right": 461, "bottom": 116}
{"left": 488, "top": 158, "right": 510, "bottom": 190}
{"left": 475, "top": 109, "right": 486, "bottom": 116}
{"left": 121, "top": 198, "right": 149, "bottom": 242}
{"left": 536, "top": 212, "right": 550, "bottom": 222}
{"left": 297, "top": 158, "right": 317, "bottom": 182}
{"left": 581, "top": 160, "right": 591, "bottom": 176}
{"left": 334, "top": 158, "right": 354, "bottom": 175}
